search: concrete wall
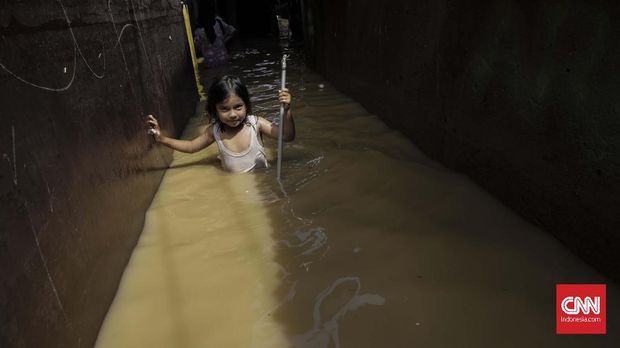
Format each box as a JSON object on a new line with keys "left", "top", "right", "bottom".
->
{"left": 303, "top": 1, "right": 620, "bottom": 280}
{"left": 0, "top": 1, "right": 196, "bottom": 347}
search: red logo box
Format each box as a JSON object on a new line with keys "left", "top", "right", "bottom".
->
{"left": 556, "top": 284, "right": 606, "bottom": 334}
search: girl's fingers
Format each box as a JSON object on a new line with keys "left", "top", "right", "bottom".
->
{"left": 146, "top": 115, "right": 159, "bottom": 126}
{"left": 145, "top": 115, "right": 161, "bottom": 138}
{"left": 277, "top": 90, "right": 292, "bottom": 105}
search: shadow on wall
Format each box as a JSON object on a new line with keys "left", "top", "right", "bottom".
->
{"left": 0, "top": 1, "right": 197, "bottom": 348}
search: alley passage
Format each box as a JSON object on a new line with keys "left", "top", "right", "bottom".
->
{"left": 95, "top": 42, "right": 619, "bottom": 347}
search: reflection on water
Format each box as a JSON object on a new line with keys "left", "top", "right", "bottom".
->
{"left": 291, "top": 277, "right": 385, "bottom": 348}
{"left": 95, "top": 41, "right": 619, "bottom": 347}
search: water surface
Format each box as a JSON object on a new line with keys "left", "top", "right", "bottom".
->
{"left": 95, "top": 42, "right": 619, "bottom": 348}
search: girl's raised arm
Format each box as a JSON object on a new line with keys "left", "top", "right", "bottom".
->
{"left": 257, "top": 88, "right": 295, "bottom": 141}
{"left": 147, "top": 114, "right": 215, "bottom": 153}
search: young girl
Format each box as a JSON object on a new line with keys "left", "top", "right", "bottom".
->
{"left": 147, "top": 75, "right": 295, "bottom": 173}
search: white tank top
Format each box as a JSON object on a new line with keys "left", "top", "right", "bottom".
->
{"left": 213, "top": 115, "right": 269, "bottom": 173}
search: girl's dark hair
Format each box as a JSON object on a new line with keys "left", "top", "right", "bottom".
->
{"left": 206, "top": 75, "right": 252, "bottom": 125}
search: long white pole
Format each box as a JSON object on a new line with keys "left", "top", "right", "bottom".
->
{"left": 277, "top": 54, "right": 288, "bottom": 181}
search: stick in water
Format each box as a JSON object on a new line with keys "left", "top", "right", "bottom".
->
{"left": 277, "top": 54, "right": 288, "bottom": 181}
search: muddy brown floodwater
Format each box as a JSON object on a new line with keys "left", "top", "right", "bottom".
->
{"left": 95, "top": 41, "right": 619, "bottom": 347}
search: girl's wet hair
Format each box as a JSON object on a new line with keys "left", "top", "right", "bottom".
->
{"left": 206, "top": 75, "right": 252, "bottom": 126}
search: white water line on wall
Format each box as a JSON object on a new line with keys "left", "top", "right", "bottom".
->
{"left": 0, "top": 0, "right": 167, "bottom": 92}
{"left": 26, "top": 202, "right": 70, "bottom": 325}
{"left": 3, "top": 125, "right": 19, "bottom": 185}
{"left": 11, "top": 125, "right": 17, "bottom": 185}
{"left": 107, "top": 0, "right": 140, "bottom": 99}
{"left": 58, "top": 0, "right": 106, "bottom": 79}
{"left": 0, "top": 45, "right": 77, "bottom": 92}
{"left": 128, "top": 0, "right": 154, "bottom": 69}
{"left": 0, "top": 0, "right": 107, "bottom": 91}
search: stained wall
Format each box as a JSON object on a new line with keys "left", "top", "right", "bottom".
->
{"left": 0, "top": 1, "right": 197, "bottom": 347}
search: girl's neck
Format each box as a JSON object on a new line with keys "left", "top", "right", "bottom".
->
{"left": 221, "top": 119, "right": 247, "bottom": 134}
{"left": 222, "top": 124, "right": 241, "bottom": 131}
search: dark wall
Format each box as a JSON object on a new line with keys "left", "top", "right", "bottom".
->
{"left": 235, "top": 0, "right": 279, "bottom": 37}
{"left": 304, "top": 1, "right": 620, "bottom": 280}
{"left": 0, "top": 1, "right": 196, "bottom": 347}
{"left": 190, "top": 0, "right": 279, "bottom": 39}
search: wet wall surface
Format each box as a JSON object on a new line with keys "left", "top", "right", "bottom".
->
{"left": 303, "top": 1, "right": 620, "bottom": 281}
{"left": 0, "top": 1, "right": 196, "bottom": 347}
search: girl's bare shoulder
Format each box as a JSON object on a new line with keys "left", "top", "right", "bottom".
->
{"left": 255, "top": 115, "right": 272, "bottom": 129}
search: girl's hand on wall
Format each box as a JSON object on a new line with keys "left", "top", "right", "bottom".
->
{"left": 146, "top": 114, "right": 161, "bottom": 141}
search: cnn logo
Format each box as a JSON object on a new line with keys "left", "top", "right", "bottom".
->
{"left": 560, "top": 296, "right": 600, "bottom": 315}
{"left": 556, "top": 284, "right": 606, "bottom": 334}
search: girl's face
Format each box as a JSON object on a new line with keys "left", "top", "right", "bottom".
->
{"left": 216, "top": 94, "right": 247, "bottom": 128}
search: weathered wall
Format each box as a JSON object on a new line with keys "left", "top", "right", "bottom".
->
{"left": 0, "top": 1, "right": 196, "bottom": 347}
{"left": 304, "top": 1, "right": 620, "bottom": 280}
